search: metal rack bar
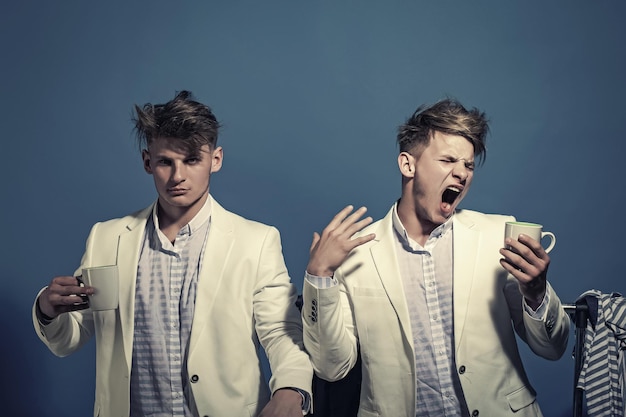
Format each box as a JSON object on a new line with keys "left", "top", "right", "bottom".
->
{"left": 563, "top": 303, "right": 589, "bottom": 417}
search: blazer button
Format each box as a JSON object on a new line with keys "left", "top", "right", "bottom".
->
{"left": 472, "top": 410, "right": 479, "bottom": 416}
{"left": 190, "top": 375, "right": 199, "bottom": 383}
{"left": 458, "top": 365, "right": 466, "bottom": 374}
{"left": 312, "top": 299, "right": 317, "bottom": 306}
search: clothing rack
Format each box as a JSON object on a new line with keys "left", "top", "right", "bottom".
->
{"left": 563, "top": 302, "right": 590, "bottom": 417}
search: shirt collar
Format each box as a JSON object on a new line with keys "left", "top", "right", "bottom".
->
{"left": 391, "top": 202, "right": 453, "bottom": 250}
{"left": 152, "top": 193, "right": 213, "bottom": 238}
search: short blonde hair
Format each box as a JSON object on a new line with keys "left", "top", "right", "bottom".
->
{"left": 397, "top": 98, "right": 489, "bottom": 164}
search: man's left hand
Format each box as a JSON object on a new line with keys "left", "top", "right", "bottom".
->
{"left": 499, "top": 233, "right": 550, "bottom": 309}
{"left": 258, "top": 388, "right": 304, "bottom": 417}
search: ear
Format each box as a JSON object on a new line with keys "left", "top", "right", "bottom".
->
{"left": 142, "top": 149, "right": 152, "bottom": 174}
{"left": 210, "top": 146, "right": 223, "bottom": 173}
{"left": 398, "top": 152, "right": 415, "bottom": 178}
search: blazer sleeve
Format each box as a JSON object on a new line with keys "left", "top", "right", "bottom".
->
{"left": 32, "top": 223, "right": 100, "bottom": 357}
{"left": 506, "top": 277, "right": 571, "bottom": 360}
{"left": 253, "top": 226, "right": 313, "bottom": 397}
{"left": 302, "top": 273, "right": 359, "bottom": 382}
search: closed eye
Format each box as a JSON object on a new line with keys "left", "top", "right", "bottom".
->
{"left": 439, "top": 158, "right": 474, "bottom": 171}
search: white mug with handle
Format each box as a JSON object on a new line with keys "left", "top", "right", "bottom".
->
{"left": 81, "top": 265, "right": 119, "bottom": 311}
{"left": 504, "top": 221, "right": 556, "bottom": 253}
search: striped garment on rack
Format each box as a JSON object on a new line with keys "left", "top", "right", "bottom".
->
{"left": 576, "top": 290, "right": 626, "bottom": 417}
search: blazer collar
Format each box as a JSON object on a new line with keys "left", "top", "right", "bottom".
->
{"left": 369, "top": 207, "right": 482, "bottom": 351}
{"left": 118, "top": 196, "right": 235, "bottom": 363}
{"left": 118, "top": 204, "right": 153, "bottom": 366}
{"left": 369, "top": 206, "right": 413, "bottom": 348}
{"left": 188, "top": 196, "right": 235, "bottom": 353}
{"left": 451, "top": 211, "right": 480, "bottom": 348}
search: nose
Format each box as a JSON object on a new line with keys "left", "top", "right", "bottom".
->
{"left": 452, "top": 162, "right": 470, "bottom": 182}
{"left": 171, "top": 161, "right": 186, "bottom": 183}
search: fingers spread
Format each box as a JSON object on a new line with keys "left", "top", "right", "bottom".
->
{"left": 309, "top": 232, "right": 321, "bottom": 253}
{"left": 306, "top": 205, "right": 376, "bottom": 277}
{"left": 327, "top": 205, "right": 357, "bottom": 231}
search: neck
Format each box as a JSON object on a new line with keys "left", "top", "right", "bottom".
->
{"left": 157, "top": 193, "right": 208, "bottom": 241}
{"left": 396, "top": 197, "right": 437, "bottom": 247}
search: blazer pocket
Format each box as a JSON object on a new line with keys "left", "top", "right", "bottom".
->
{"left": 353, "top": 287, "right": 387, "bottom": 297}
{"left": 506, "top": 385, "right": 537, "bottom": 412}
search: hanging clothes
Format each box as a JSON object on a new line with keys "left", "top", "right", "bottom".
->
{"left": 576, "top": 290, "right": 626, "bottom": 417}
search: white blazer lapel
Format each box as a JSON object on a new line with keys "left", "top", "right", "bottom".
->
{"left": 452, "top": 212, "right": 480, "bottom": 349}
{"left": 370, "top": 210, "right": 413, "bottom": 349}
{"left": 117, "top": 205, "right": 152, "bottom": 367}
{"left": 188, "top": 199, "right": 234, "bottom": 354}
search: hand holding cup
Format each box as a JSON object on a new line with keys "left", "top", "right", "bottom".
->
{"left": 81, "top": 265, "right": 119, "bottom": 311}
{"left": 504, "top": 222, "right": 556, "bottom": 253}
{"left": 501, "top": 221, "right": 555, "bottom": 308}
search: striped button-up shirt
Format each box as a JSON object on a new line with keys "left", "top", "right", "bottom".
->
{"left": 576, "top": 290, "right": 626, "bottom": 417}
{"left": 391, "top": 206, "right": 467, "bottom": 416}
{"left": 130, "top": 197, "right": 211, "bottom": 417}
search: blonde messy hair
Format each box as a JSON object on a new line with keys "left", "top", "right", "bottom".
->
{"left": 397, "top": 98, "right": 489, "bottom": 164}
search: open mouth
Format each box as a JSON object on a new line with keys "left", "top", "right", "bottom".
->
{"left": 442, "top": 187, "right": 461, "bottom": 207}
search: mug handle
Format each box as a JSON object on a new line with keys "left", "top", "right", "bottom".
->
{"left": 541, "top": 231, "right": 556, "bottom": 253}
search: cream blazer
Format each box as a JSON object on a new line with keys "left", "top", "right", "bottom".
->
{"left": 302, "top": 207, "right": 570, "bottom": 417}
{"left": 33, "top": 196, "right": 312, "bottom": 417}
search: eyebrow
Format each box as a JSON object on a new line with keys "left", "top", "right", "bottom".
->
{"left": 441, "top": 153, "right": 474, "bottom": 162}
{"left": 151, "top": 150, "right": 203, "bottom": 159}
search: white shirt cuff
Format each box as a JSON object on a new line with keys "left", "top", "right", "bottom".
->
{"left": 523, "top": 285, "right": 551, "bottom": 320}
{"left": 304, "top": 271, "right": 338, "bottom": 289}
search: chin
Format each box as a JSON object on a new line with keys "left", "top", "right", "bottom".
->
{"left": 163, "top": 197, "right": 192, "bottom": 207}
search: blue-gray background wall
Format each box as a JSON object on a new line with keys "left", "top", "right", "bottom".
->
{"left": 2, "top": 2, "right": 624, "bottom": 416}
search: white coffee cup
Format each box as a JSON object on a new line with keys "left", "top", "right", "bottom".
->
{"left": 504, "top": 221, "right": 556, "bottom": 253}
{"left": 81, "top": 265, "right": 119, "bottom": 311}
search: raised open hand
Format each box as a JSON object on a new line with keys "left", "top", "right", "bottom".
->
{"left": 307, "top": 205, "right": 376, "bottom": 277}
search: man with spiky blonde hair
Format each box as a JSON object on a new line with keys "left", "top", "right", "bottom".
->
{"left": 302, "top": 98, "right": 569, "bottom": 416}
